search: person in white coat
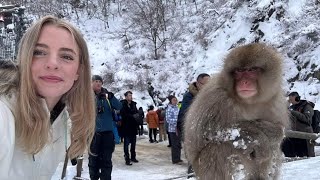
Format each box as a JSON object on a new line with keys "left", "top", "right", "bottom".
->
{"left": 0, "top": 15, "right": 96, "bottom": 179}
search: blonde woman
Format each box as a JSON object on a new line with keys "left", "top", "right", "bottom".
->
{"left": 0, "top": 15, "right": 96, "bottom": 179}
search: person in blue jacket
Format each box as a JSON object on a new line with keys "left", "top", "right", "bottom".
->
{"left": 89, "top": 75, "right": 122, "bottom": 180}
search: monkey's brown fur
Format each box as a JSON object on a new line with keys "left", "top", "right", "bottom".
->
{"left": 184, "top": 43, "right": 289, "bottom": 180}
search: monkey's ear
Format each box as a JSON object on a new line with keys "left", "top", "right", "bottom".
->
{"left": 295, "top": 96, "right": 300, "bottom": 102}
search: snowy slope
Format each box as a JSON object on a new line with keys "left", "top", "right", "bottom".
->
{"left": 62, "top": 0, "right": 320, "bottom": 109}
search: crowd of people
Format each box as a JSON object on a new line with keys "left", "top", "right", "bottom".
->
{"left": 1, "top": 15, "right": 319, "bottom": 180}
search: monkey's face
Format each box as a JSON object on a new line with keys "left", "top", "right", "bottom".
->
{"left": 233, "top": 67, "right": 262, "bottom": 99}
{"left": 221, "top": 43, "right": 283, "bottom": 104}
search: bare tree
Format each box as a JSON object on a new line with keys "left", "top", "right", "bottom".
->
{"left": 124, "top": 0, "right": 168, "bottom": 60}
{"left": 97, "top": 0, "right": 111, "bottom": 29}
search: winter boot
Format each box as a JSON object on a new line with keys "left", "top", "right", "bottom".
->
{"left": 131, "top": 158, "right": 139, "bottom": 163}
{"left": 187, "top": 165, "right": 195, "bottom": 178}
{"left": 125, "top": 155, "right": 132, "bottom": 165}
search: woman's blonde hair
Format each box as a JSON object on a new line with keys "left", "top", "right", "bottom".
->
{"left": 15, "top": 15, "right": 95, "bottom": 158}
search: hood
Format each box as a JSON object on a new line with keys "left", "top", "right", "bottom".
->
{"left": 188, "top": 82, "right": 199, "bottom": 96}
{"left": 0, "top": 60, "right": 19, "bottom": 95}
{"left": 148, "top": 110, "right": 157, "bottom": 115}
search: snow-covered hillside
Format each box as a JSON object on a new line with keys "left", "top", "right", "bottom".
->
{"left": 3, "top": 0, "right": 319, "bottom": 108}
{"left": 57, "top": 0, "right": 319, "bottom": 109}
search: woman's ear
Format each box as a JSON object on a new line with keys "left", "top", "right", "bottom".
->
{"left": 74, "top": 74, "right": 79, "bottom": 81}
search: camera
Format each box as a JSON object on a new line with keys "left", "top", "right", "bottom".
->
{"left": 97, "top": 106, "right": 105, "bottom": 114}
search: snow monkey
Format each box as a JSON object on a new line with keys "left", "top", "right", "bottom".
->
{"left": 184, "top": 43, "right": 289, "bottom": 180}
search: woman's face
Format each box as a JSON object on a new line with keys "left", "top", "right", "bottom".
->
{"left": 171, "top": 97, "right": 178, "bottom": 105}
{"left": 31, "top": 25, "right": 80, "bottom": 108}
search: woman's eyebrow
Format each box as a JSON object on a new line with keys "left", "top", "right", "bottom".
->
{"left": 60, "top": 47, "right": 77, "bottom": 55}
{"left": 35, "top": 43, "right": 77, "bottom": 55}
{"left": 35, "top": 43, "right": 48, "bottom": 48}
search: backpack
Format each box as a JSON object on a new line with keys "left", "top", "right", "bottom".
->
{"left": 311, "top": 110, "right": 320, "bottom": 133}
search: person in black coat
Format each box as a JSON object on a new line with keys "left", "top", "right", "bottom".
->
{"left": 120, "top": 91, "right": 139, "bottom": 165}
{"left": 137, "top": 107, "right": 145, "bottom": 136}
{"left": 282, "top": 91, "right": 315, "bottom": 157}
{"left": 177, "top": 73, "right": 210, "bottom": 177}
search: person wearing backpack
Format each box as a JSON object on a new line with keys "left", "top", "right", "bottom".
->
{"left": 90, "top": 75, "right": 123, "bottom": 180}
{"left": 282, "top": 92, "right": 315, "bottom": 157}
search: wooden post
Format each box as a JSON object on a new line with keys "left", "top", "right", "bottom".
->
{"left": 75, "top": 156, "right": 84, "bottom": 177}
{"left": 61, "top": 150, "right": 69, "bottom": 180}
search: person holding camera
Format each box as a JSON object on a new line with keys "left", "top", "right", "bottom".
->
{"left": 89, "top": 75, "right": 122, "bottom": 180}
{"left": 282, "top": 91, "right": 315, "bottom": 157}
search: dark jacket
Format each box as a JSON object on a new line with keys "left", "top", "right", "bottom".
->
{"left": 290, "top": 100, "right": 314, "bottom": 133}
{"left": 177, "top": 82, "right": 199, "bottom": 134}
{"left": 94, "top": 88, "right": 122, "bottom": 132}
{"left": 156, "top": 109, "right": 165, "bottom": 124}
{"left": 137, "top": 108, "right": 145, "bottom": 125}
{"left": 120, "top": 99, "right": 139, "bottom": 136}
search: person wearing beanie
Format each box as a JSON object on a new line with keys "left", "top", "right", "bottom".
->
{"left": 89, "top": 75, "right": 122, "bottom": 180}
{"left": 282, "top": 91, "right": 315, "bottom": 157}
{"left": 92, "top": 75, "right": 103, "bottom": 83}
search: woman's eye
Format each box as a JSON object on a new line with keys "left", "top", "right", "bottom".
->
{"left": 33, "top": 49, "right": 46, "bottom": 56}
{"left": 61, "top": 54, "right": 74, "bottom": 61}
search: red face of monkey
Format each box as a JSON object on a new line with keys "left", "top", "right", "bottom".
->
{"left": 234, "top": 67, "right": 262, "bottom": 99}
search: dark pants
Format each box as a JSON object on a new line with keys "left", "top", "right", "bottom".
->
{"left": 167, "top": 130, "right": 172, "bottom": 146}
{"left": 117, "top": 126, "right": 123, "bottom": 142}
{"left": 124, "top": 135, "right": 137, "bottom": 161}
{"left": 169, "top": 132, "right": 182, "bottom": 163}
{"left": 282, "top": 138, "right": 315, "bottom": 157}
{"left": 88, "top": 131, "right": 115, "bottom": 180}
{"left": 149, "top": 128, "right": 157, "bottom": 141}
{"left": 138, "top": 125, "right": 144, "bottom": 136}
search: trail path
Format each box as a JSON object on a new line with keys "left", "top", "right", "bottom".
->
{"left": 53, "top": 135, "right": 190, "bottom": 180}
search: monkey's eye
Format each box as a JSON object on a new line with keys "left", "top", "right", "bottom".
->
{"left": 247, "top": 67, "right": 261, "bottom": 72}
{"left": 234, "top": 68, "right": 246, "bottom": 72}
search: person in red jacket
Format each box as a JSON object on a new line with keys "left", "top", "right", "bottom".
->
{"left": 146, "top": 105, "right": 159, "bottom": 143}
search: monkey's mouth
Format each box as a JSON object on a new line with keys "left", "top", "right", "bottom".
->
{"left": 238, "top": 90, "right": 257, "bottom": 98}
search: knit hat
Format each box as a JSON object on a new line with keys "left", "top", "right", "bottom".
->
{"left": 288, "top": 91, "right": 299, "bottom": 97}
{"left": 92, "top": 75, "right": 103, "bottom": 83}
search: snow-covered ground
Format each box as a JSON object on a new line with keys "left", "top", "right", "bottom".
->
{"left": 53, "top": 135, "right": 320, "bottom": 180}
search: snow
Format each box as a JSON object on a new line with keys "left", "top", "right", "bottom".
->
{"left": 287, "top": 0, "right": 306, "bottom": 17}
{"left": 7, "top": 24, "right": 14, "bottom": 29}
{"left": 64, "top": 0, "right": 320, "bottom": 111}
{"left": 12, "top": 0, "right": 320, "bottom": 179}
{"left": 52, "top": 136, "right": 320, "bottom": 180}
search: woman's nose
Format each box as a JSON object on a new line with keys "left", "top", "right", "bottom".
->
{"left": 45, "top": 54, "right": 59, "bottom": 70}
